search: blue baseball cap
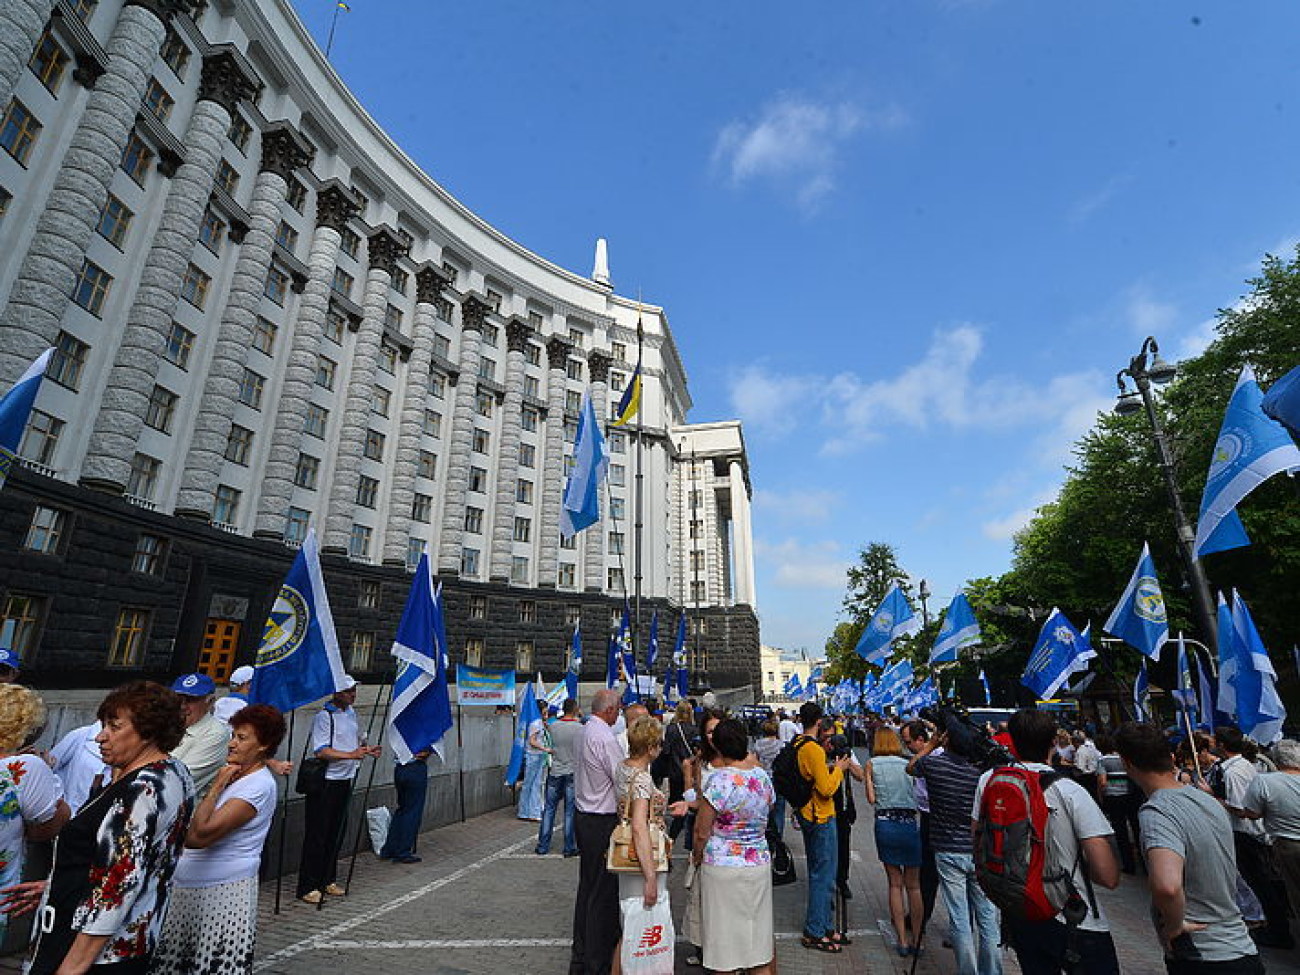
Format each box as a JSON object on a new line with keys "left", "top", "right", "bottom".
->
{"left": 0, "top": 648, "right": 19, "bottom": 670}
{"left": 171, "top": 672, "right": 216, "bottom": 697}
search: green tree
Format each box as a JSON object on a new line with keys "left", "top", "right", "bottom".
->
{"left": 842, "top": 542, "right": 911, "bottom": 619}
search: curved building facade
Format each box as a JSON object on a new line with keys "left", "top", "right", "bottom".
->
{"left": 0, "top": 0, "right": 759, "bottom": 690}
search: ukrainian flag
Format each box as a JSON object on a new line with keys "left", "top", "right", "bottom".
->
{"left": 612, "top": 362, "right": 641, "bottom": 427}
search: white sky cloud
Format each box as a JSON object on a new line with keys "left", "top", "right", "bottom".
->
{"left": 1068, "top": 173, "right": 1133, "bottom": 225}
{"left": 752, "top": 488, "right": 841, "bottom": 523}
{"left": 981, "top": 487, "right": 1059, "bottom": 541}
{"left": 754, "top": 537, "right": 849, "bottom": 592}
{"left": 1124, "top": 283, "right": 1178, "bottom": 338}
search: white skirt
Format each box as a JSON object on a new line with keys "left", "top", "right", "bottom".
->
{"left": 149, "top": 875, "right": 259, "bottom": 975}
{"left": 700, "top": 862, "right": 774, "bottom": 971}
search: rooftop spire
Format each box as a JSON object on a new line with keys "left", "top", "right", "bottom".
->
{"left": 592, "top": 237, "right": 612, "bottom": 289}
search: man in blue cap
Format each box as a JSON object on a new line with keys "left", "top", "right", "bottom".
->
{"left": 0, "top": 647, "right": 20, "bottom": 684}
{"left": 171, "top": 672, "right": 230, "bottom": 793}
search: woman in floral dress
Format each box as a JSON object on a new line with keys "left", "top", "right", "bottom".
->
{"left": 693, "top": 717, "right": 776, "bottom": 975}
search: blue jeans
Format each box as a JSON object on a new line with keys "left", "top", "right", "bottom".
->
{"left": 936, "top": 851, "right": 1002, "bottom": 975}
{"left": 536, "top": 772, "right": 576, "bottom": 855}
{"left": 519, "top": 751, "right": 546, "bottom": 819}
{"left": 768, "top": 795, "right": 787, "bottom": 838}
{"left": 381, "top": 759, "right": 429, "bottom": 859}
{"left": 799, "top": 815, "right": 838, "bottom": 938}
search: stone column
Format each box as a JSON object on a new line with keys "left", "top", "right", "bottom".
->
{"left": 435, "top": 294, "right": 489, "bottom": 575}
{"left": 729, "top": 459, "right": 756, "bottom": 607}
{"left": 488, "top": 318, "right": 531, "bottom": 583}
{"left": 80, "top": 49, "right": 260, "bottom": 493}
{"left": 175, "top": 124, "right": 313, "bottom": 519}
{"left": 537, "top": 336, "right": 570, "bottom": 587}
{"left": 382, "top": 264, "right": 449, "bottom": 566}
{"left": 0, "top": 1, "right": 59, "bottom": 111}
{"left": 253, "top": 183, "right": 359, "bottom": 538}
{"left": 0, "top": 0, "right": 191, "bottom": 386}
{"left": 321, "top": 227, "right": 406, "bottom": 554}
{"left": 584, "top": 352, "right": 611, "bottom": 593}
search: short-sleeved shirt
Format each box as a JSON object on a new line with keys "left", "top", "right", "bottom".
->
{"left": 49, "top": 723, "right": 107, "bottom": 814}
{"left": 1139, "top": 785, "right": 1257, "bottom": 962}
{"left": 702, "top": 766, "right": 773, "bottom": 868}
{"left": 1242, "top": 771, "right": 1300, "bottom": 842}
{"left": 548, "top": 718, "right": 583, "bottom": 777}
{"left": 1097, "top": 754, "right": 1133, "bottom": 798}
{"left": 173, "top": 766, "right": 278, "bottom": 888}
{"left": 312, "top": 704, "right": 363, "bottom": 781}
{"left": 913, "top": 750, "right": 981, "bottom": 853}
{"left": 974, "top": 763, "right": 1114, "bottom": 932}
{"left": 172, "top": 712, "right": 232, "bottom": 795}
{"left": 778, "top": 719, "right": 799, "bottom": 743}
{"left": 1074, "top": 741, "right": 1100, "bottom": 775}
{"left": 752, "top": 737, "right": 783, "bottom": 774}
{"left": 1220, "top": 755, "right": 1265, "bottom": 838}
{"left": 212, "top": 693, "right": 248, "bottom": 724}
{"left": 0, "top": 755, "right": 63, "bottom": 940}
{"left": 526, "top": 718, "right": 548, "bottom": 755}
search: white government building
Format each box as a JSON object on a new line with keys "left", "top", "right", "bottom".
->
{"left": 0, "top": 0, "right": 760, "bottom": 690}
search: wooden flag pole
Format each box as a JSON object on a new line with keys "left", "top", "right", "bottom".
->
{"left": 272, "top": 707, "right": 296, "bottom": 915}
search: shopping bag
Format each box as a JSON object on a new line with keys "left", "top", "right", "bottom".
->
{"left": 681, "top": 861, "right": 704, "bottom": 947}
{"left": 366, "top": 806, "right": 392, "bottom": 854}
{"left": 619, "top": 890, "right": 675, "bottom": 975}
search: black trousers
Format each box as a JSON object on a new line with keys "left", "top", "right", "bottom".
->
{"left": 835, "top": 813, "right": 853, "bottom": 889}
{"left": 919, "top": 810, "right": 939, "bottom": 922}
{"left": 1100, "top": 792, "right": 1143, "bottom": 873}
{"left": 1233, "top": 831, "right": 1293, "bottom": 942}
{"left": 570, "top": 811, "right": 619, "bottom": 975}
{"left": 1005, "top": 917, "right": 1120, "bottom": 975}
{"left": 1165, "top": 955, "right": 1265, "bottom": 975}
{"left": 297, "top": 778, "right": 352, "bottom": 896}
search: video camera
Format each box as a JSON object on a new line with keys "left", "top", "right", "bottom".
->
{"left": 918, "top": 703, "right": 1012, "bottom": 771}
{"left": 826, "top": 732, "right": 853, "bottom": 762}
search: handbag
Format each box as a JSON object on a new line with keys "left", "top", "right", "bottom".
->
{"left": 768, "top": 828, "right": 798, "bottom": 887}
{"left": 607, "top": 768, "right": 670, "bottom": 873}
{"left": 294, "top": 711, "right": 334, "bottom": 795}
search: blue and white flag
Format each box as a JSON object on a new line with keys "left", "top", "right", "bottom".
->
{"left": 565, "top": 622, "right": 582, "bottom": 702}
{"left": 1230, "top": 591, "right": 1286, "bottom": 744}
{"left": 1171, "top": 635, "right": 1198, "bottom": 724}
{"left": 807, "top": 663, "right": 825, "bottom": 685}
{"left": 1134, "top": 659, "right": 1151, "bottom": 723}
{"left": 1195, "top": 650, "right": 1216, "bottom": 731}
{"left": 783, "top": 673, "right": 803, "bottom": 699}
{"left": 560, "top": 388, "right": 611, "bottom": 539}
{"left": 1216, "top": 593, "right": 1238, "bottom": 719}
{"left": 1022, "top": 608, "right": 1096, "bottom": 700}
{"left": 1194, "top": 366, "right": 1300, "bottom": 559}
{"left": 1103, "top": 542, "right": 1170, "bottom": 660}
{"left": 1262, "top": 363, "right": 1300, "bottom": 440}
{"left": 979, "top": 668, "right": 991, "bottom": 706}
{"left": 931, "top": 592, "right": 981, "bottom": 666}
{"left": 0, "top": 348, "right": 52, "bottom": 489}
{"left": 388, "top": 553, "right": 453, "bottom": 763}
{"left": 903, "top": 676, "right": 938, "bottom": 714}
{"left": 878, "top": 658, "right": 914, "bottom": 708}
{"left": 668, "top": 612, "right": 687, "bottom": 704}
{"left": 250, "top": 528, "right": 347, "bottom": 713}
{"left": 854, "top": 581, "right": 922, "bottom": 665}
{"left": 505, "top": 680, "right": 542, "bottom": 785}
{"left": 646, "top": 610, "right": 659, "bottom": 675}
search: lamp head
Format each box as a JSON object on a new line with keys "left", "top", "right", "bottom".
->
{"left": 1147, "top": 354, "right": 1177, "bottom": 385}
{"left": 1115, "top": 390, "right": 1143, "bottom": 416}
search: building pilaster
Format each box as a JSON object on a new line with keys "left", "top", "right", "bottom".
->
{"left": 487, "top": 318, "right": 531, "bottom": 583}
{"left": 729, "top": 459, "right": 756, "bottom": 607}
{"left": 435, "top": 294, "right": 488, "bottom": 575}
{"left": 584, "top": 351, "right": 612, "bottom": 593}
{"left": 537, "top": 336, "right": 570, "bottom": 587}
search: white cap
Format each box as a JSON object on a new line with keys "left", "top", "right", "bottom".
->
{"left": 340, "top": 675, "right": 358, "bottom": 691}
{"left": 230, "top": 665, "right": 255, "bottom": 686}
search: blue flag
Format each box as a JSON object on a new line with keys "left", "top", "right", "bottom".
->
{"left": 854, "top": 581, "right": 922, "bottom": 665}
{"left": 1171, "top": 634, "right": 1198, "bottom": 725}
{"left": 1134, "top": 659, "right": 1151, "bottom": 722}
{"left": 565, "top": 622, "right": 582, "bottom": 702}
{"left": 931, "top": 593, "right": 981, "bottom": 665}
{"left": 1262, "top": 364, "right": 1300, "bottom": 440}
{"left": 878, "top": 658, "right": 914, "bottom": 708}
{"left": 505, "top": 680, "right": 541, "bottom": 785}
{"left": 1194, "top": 366, "right": 1300, "bottom": 558}
{"left": 979, "top": 668, "right": 991, "bottom": 706}
{"left": 1216, "top": 593, "right": 1238, "bottom": 719}
{"left": 1229, "top": 591, "right": 1286, "bottom": 744}
{"left": 250, "top": 528, "right": 347, "bottom": 712}
{"left": 0, "top": 348, "right": 52, "bottom": 489}
{"left": 388, "top": 554, "right": 453, "bottom": 763}
{"left": 560, "top": 388, "right": 610, "bottom": 538}
{"left": 646, "top": 610, "right": 659, "bottom": 675}
{"left": 784, "top": 673, "right": 803, "bottom": 699}
{"left": 1195, "top": 649, "right": 1216, "bottom": 731}
{"left": 1103, "top": 542, "right": 1170, "bottom": 660}
{"left": 1022, "top": 608, "right": 1096, "bottom": 700}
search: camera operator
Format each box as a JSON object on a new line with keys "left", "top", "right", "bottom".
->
{"left": 823, "top": 728, "right": 864, "bottom": 902}
{"left": 901, "top": 721, "right": 940, "bottom": 925}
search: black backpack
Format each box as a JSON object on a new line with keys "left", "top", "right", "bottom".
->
{"left": 770, "top": 736, "right": 816, "bottom": 810}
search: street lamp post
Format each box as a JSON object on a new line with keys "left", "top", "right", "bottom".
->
{"left": 918, "top": 579, "right": 931, "bottom": 627}
{"left": 1115, "top": 336, "right": 1218, "bottom": 654}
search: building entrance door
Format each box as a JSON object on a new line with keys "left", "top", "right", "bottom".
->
{"left": 199, "top": 619, "right": 240, "bottom": 683}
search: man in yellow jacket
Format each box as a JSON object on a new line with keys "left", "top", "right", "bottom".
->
{"left": 795, "top": 702, "right": 852, "bottom": 953}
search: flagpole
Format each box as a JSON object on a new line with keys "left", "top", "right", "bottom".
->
{"left": 324, "top": 1, "right": 344, "bottom": 57}
{"left": 604, "top": 478, "right": 639, "bottom": 701}
{"left": 633, "top": 313, "right": 645, "bottom": 701}
{"left": 273, "top": 708, "right": 296, "bottom": 915}
{"left": 344, "top": 674, "right": 396, "bottom": 893}
{"left": 456, "top": 703, "right": 466, "bottom": 823}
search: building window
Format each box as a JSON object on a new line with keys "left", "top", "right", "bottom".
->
{"left": 612, "top": 341, "right": 627, "bottom": 362}
{"left": 96, "top": 194, "right": 133, "bottom": 248}
{"left": 356, "top": 475, "right": 379, "bottom": 508}
{"left": 331, "top": 267, "right": 353, "bottom": 298}
{"left": 160, "top": 27, "right": 190, "bottom": 78}
{"left": 478, "top": 358, "right": 496, "bottom": 381}
{"left": 432, "top": 334, "right": 451, "bottom": 360}
{"left": 608, "top": 568, "right": 625, "bottom": 592}
{"left": 566, "top": 359, "right": 583, "bottom": 382}
{"left": 180, "top": 264, "right": 211, "bottom": 310}
{"left": 227, "top": 113, "right": 252, "bottom": 152}
{"left": 121, "top": 131, "right": 153, "bottom": 183}
{"left": 461, "top": 548, "right": 481, "bottom": 579}
{"left": 564, "top": 419, "right": 578, "bottom": 444}
{"left": 385, "top": 304, "right": 403, "bottom": 331}
{"left": 126, "top": 453, "right": 160, "bottom": 499}
{"left": 514, "top": 517, "right": 531, "bottom": 543}
{"left": 521, "top": 406, "right": 539, "bottom": 432}
{"left": 611, "top": 464, "right": 628, "bottom": 488}
{"left": 285, "top": 507, "right": 311, "bottom": 544}
{"left": 0, "top": 100, "right": 41, "bottom": 165}
{"left": 213, "top": 485, "right": 240, "bottom": 525}
{"left": 275, "top": 220, "right": 298, "bottom": 251}
{"left": 519, "top": 443, "right": 536, "bottom": 468}
{"left": 469, "top": 595, "right": 487, "bottom": 620}
{"left": 515, "top": 640, "right": 534, "bottom": 672}
{"left": 609, "top": 432, "right": 626, "bottom": 454}
{"left": 339, "top": 226, "right": 359, "bottom": 258}
{"left": 519, "top": 601, "right": 536, "bottom": 624}
{"left": 423, "top": 410, "right": 442, "bottom": 437}
{"left": 516, "top": 479, "right": 533, "bottom": 504}
{"left": 286, "top": 177, "right": 307, "bottom": 212}
{"left": 107, "top": 608, "right": 149, "bottom": 667}
{"left": 293, "top": 452, "right": 319, "bottom": 489}
{"left": 559, "top": 533, "right": 576, "bottom": 551}
{"left": 363, "top": 429, "right": 385, "bottom": 461}
{"left": 252, "top": 316, "right": 277, "bottom": 355}
{"left": 610, "top": 497, "right": 625, "bottom": 522}
{"left": 565, "top": 390, "right": 582, "bottom": 414}
{"left": 434, "top": 295, "right": 453, "bottom": 321}
{"left": 358, "top": 580, "right": 381, "bottom": 609}
{"left": 23, "top": 505, "right": 65, "bottom": 553}
{"left": 29, "top": 32, "right": 69, "bottom": 93}
{"left": 144, "top": 385, "right": 178, "bottom": 433}
{"left": 325, "top": 306, "right": 347, "bottom": 344}
{"left": 164, "top": 321, "right": 194, "bottom": 369}
{"left": 142, "top": 77, "right": 174, "bottom": 122}
{"left": 464, "top": 638, "right": 485, "bottom": 668}
{"left": 193, "top": 208, "right": 225, "bottom": 256}
{"left": 464, "top": 506, "right": 483, "bottom": 534}
{"left": 610, "top": 372, "right": 625, "bottom": 393}
{"left": 304, "top": 403, "right": 328, "bottom": 439}
{"left": 429, "top": 374, "right": 446, "bottom": 399}
{"left": 475, "top": 390, "right": 493, "bottom": 418}
{"left": 417, "top": 450, "right": 437, "bottom": 479}
{"left": 568, "top": 328, "right": 584, "bottom": 347}
{"left": 315, "top": 356, "right": 336, "bottom": 390}
{"left": 350, "top": 631, "right": 375, "bottom": 671}
{"left": 511, "top": 556, "right": 529, "bottom": 585}
{"left": 49, "top": 332, "right": 88, "bottom": 389}
{"left": 523, "top": 375, "right": 540, "bottom": 398}
{"left": 72, "top": 260, "right": 112, "bottom": 316}
{"left": 215, "top": 159, "right": 239, "bottom": 195}
{"left": 689, "top": 519, "right": 703, "bottom": 539}
{"left": 609, "top": 531, "right": 625, "bottom": 555}
{"left": 468, "top": 467, "right": 486, "bottom": 492}
{"left": 379, "top": 342, "right": 397, "bottom": 374}
{"left": 406, "top": 537, "right": 426, "bottom": 570}
{"left": 351, "top": 187, "right": 369, "bottom": 216}
{"left": 559, "top": 563, "right": 576, "bottom": 589}
{"left": 264, "top": 266, "right": 289, "bottom": 305}
{"left": 19, "top": 409, "right": 62, "bottom": 466}
{"left": 472, "top": 428, "right": 489, "bottom": 454}
{"left": 238, "top": 369, "right": 264, "bottom": 409}
{"left": 485, "top": 289, "right": 503, "bottom": 313}
{"left": 690, "top": 550, "right": 705, "bottom": 573}
{"left": 525, "top": 343, "right": 541, "bottom": 366}
{"left": 412, "top": 493, "right": 432, "bottom": 523}
{"left": 349, "top": 524, "right": 373, "bottom": 559}
{"left": 0, "top": 594, "right": 44, "bottom": 661}
{"left": 690, "top": 580, "right": 707, "bottom": 603}
{"left": 372, "top": 386, "right": 390, "bottom": 417}
{"left": 224, "top": 424, "right": 253, "bottom": 465}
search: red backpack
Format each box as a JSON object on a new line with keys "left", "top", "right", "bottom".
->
{"left": 974, "top": 766, "right": 1086, "bottom": 924}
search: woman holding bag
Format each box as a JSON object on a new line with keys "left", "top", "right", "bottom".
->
{"left": 611, "top": 716, "right": 670, "bottom": 975}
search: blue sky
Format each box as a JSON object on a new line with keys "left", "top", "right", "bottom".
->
{"left": 292, "top": 1, "right": 1300, "bottom": 654}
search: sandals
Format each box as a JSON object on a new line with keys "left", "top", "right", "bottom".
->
{"left": 829, "top": 931, "right": 853, "bottom": 946}
{"left": 801, "top": 935, "right": 843, "bottom": 953}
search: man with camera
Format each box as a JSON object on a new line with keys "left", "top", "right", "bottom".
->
{"left": 794, "top": 702, "right": 851, "bottom": 953}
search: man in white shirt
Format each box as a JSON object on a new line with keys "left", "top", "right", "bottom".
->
{"left": 48, "top": 721, "right": 107, "bottom": 814}
{"left": 1072, "top": 731, "right": 1101, "bottom": 800}
{"left": 778, "top": 710, "right": 800, "bottom": 743}
{"left": 213, "top": 665, "right": 255, "bottom": 723}
{"left": 170, "top": 673, "right": 231, "bottom": 794}
{"left": 973, "top": 709, "right": 1119, "bottom": 974}
{"left": 570, "top": 688, "right": 624, "bottom": 975}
